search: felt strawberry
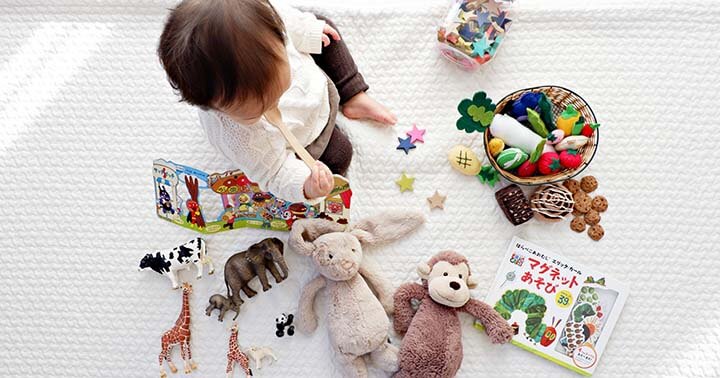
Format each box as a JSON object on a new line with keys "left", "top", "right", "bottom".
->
{"left": 559, "top": 149, "right": 583, "bottom": 169}
{"left": 580, "top": 123, "right": 600, "bottom": 138}
{"left": 516, "top": 160, "right": 537, "bottom": 177}
{"left": 538, "top": 152, "right": 562, "bottom": 175}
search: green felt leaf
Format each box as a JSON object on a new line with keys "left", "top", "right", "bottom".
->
{"left": 538, "top": 93, "right": 556, "bottom": 131}
{"left": 526, "top": 108, "right": 549, "bottom": 137}
{"left": 572, "top": 116, "right": 586, "bottom": 135}
{"left": 456, "top": 91, "right": 497, "bottom": 133}
{"left": 468, "top": 105, "right": 494, "bottom": 125}
{"left": 549, "top": 158, "right": 562, "bottom": 171}
{"left": 456, "top": 116, "right": 479, "bottom": 134}
{"left": 477, "top": 164, "right": 500, "bottom": 187}
{"left": 560, "top": 104, "right": 579, "bottom": 120}
{"left": 529, "top": 140, "right": 546, "bottom": 163}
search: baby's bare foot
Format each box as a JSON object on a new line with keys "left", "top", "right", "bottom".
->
{"left": 342, "top": 92, "right": 397, "bottom": 126}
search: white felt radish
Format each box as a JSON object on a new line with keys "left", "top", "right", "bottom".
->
{"left": 490, "top": 114, "right": 546, "bottom": 162}
{"left": 555, "top": 135, "right": 589, "bottom": 151}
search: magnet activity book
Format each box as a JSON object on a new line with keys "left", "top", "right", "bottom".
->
{"left": 153, "top": 159, "right": 352, "bottom": 233}
{"left": 476, "top": 237, "right": 628, "bottom": 376}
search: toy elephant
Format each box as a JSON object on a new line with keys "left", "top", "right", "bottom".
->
{"left": 289, "top": 211, "right": 425, "bottom": 378}
{"left": 207, "top": 238, "right": 287, "bottom": 321}
{"left": 205, "top": 294, "right": 242, "bottom": 322}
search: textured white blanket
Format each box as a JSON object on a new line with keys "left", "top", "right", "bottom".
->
{"left": 1, "top": 0, "right": 719, "bottom": 377}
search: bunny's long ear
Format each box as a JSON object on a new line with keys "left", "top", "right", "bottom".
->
{"left": 288, "top": 218, "right": 345, "bottom": 256}
{"left": 349, "top": 211, "right": 425, "bottom": 246}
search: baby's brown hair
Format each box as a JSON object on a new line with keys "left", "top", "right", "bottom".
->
{"left": 158, "top": 0, "right": 286, "bottom": 109}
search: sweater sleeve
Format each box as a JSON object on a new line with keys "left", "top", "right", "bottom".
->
{"left": 198, "top": 110, "right": 310, "bottom": 203}
{"left": 271, "top": 0, "right": 325, "bottom": 54}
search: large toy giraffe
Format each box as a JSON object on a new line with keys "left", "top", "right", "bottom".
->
{"left": 226, "top": 323, "right": 252, "bottom": 377}
{"left": 159, "top": 282, "right": 197, "bottom": 378}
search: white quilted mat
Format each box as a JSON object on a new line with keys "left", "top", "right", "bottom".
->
{"left": 2, "top": 0, "right": 720, "bottom": 377}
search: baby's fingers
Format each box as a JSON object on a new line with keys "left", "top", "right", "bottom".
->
{"left": 323, "top": 24, "right": 341, "bottom": 41}
{"left": 322, "top": 34, "right": 330, "bottom": 47}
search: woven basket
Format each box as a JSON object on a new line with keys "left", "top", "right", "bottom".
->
{"left": 484, "top": 85, "right": 599, "bottom": 185}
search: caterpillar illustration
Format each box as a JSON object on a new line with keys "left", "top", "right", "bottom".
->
{"left": 494, "top": 289, "right": 549, "bottom": 344}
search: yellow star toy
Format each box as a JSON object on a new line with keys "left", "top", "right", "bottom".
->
{"left": 427, "top": 191, "right": 447, "bottom": 210}
{"left": 395, "top": 172, "right": 415, "bottom": 192}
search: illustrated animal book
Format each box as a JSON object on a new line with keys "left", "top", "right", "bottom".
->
{"left": 153, "top": 159, "right": 352, "bottom": 233}
{"left": 475, "top": 237, "right": 628, "bottom": 376}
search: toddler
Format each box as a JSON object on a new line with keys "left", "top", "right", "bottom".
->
{"left": 158, "top": 0, "right": 396, "bottom": 202}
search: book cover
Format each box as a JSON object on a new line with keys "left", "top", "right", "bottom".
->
{"left": 152, "top": 159, "right": 352, "bottom": 233}
{"left": 475, "top": 237, "right": 628, "bottom": 376}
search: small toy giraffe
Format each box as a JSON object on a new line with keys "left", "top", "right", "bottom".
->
{"left": 226, "top": 323, "right": 253, "bottom": 377}
{"left": 159, "top": 282, "right": 197, "bottom": 378}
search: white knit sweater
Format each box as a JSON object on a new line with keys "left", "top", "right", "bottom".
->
{"left": 198, "top": 0, "right": 329, "bottom": 203}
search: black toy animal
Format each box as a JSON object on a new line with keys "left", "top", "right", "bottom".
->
{"left": 275, "top": 313, "right": 295, "bottom": 338}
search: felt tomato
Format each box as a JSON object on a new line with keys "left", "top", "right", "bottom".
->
{"left": 516, "top": 160, "right": 537, "bottom": 177}
{"left": 581, "top": 123, "right": 600, "bottom": 138}
{"left": 559, "top": 149, "right": 583, "bottom": 169}
{"left": 538, "top": 152, "right": 562, "bottom": 175}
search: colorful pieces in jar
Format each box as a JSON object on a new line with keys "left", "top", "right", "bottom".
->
{"left": 437, "top": 0, "right": 514, "bottom": 68}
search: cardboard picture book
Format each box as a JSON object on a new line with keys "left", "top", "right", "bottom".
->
{"left": 476, "top": 237, "right": 628, "bottom": 376}
{"left": 152, "top": 159, "right": 352, "bottom": 233}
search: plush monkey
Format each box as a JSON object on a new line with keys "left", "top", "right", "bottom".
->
{"left": 393, "top": 251, "right": 514, "bottom": 378}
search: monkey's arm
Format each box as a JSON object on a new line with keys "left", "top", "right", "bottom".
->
{"left": 359, "top": 266, "right": 394, "bottom": 315}
{"left": 462, "top": 298, "right": 513, "bottom": 344}
{"left": 392, "top": 282, "right": 426, "bottom": 335}
{"left": 297, "top": 275, "right": 326, "bottom": 334}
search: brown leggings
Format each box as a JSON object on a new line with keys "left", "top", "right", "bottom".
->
{"left": 310, "top": 15, "right": 367, "bottom": 176}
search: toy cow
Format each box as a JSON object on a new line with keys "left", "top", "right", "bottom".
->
{"left": 139, "top": 237, "right": 214, "bottom": 289}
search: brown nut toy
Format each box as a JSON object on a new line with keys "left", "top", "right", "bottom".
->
{"left": 580, "top": 176, "right": 598, "bottom": 193}
{"left": 570, "top": 217, "right": 586, "bottom": 232}
{"left": 584, "top": 210, "right": 601, "bottom": 225}
{"left": 563, "top": 179, "right": 582, "bottom": 194}
{"left": 574, "top": 195, "right": 592, "bottom": 214}
{"left": 592, "top": 196, "right": 608, "bottom": 212}
{"left": 588, "top": 224, "right": 605, "bottom": 241}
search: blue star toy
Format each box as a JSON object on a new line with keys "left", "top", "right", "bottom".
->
{"left": 471, "top": 35, "right": 492, "bottom": 57}
{"left": 396, "top": 136, "right": 416, "bottom": 154}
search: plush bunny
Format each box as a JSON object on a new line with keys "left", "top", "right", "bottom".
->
{"left": 288, "top": 211, "right": 425, "bottom": 378}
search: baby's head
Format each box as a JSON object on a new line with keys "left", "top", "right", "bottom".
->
{"left": 158, "top": 0, "right": 291, "bottom": 123}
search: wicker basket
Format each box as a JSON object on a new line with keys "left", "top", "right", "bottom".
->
{"left": 484, "top": 85, "right": 599, "bottom": 185}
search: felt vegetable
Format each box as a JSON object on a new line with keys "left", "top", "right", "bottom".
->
{"left": 489, "top": 114, "right": 546, "bottom": 162}
{"left": 538, "top": 152, "right": 562, "bottom": 175}
{"left": 556, "top": 105, "right": 581, "bottom": 135}
{"left": 516, "top": 160, "right": 537, "bottom": 177}
{"left": 457, "top": 91, "right": 496, "bottom": 133}
{"left": 448, "top": 144, "right": 482, "bottom": 175}
{"left": 537, "top": 93, "right": 556, "bottom": 131}
{"left": 487, "top": 138, "right": 505, "bottom": 157}
{"left": 510, "top": 92, "right": 541, "bottom": 119}
{"left": 546, "top": 129, "right": 565, "bottom": 145}
{"left": 559, "top": 149, "right": 583, "bottom": 169}
{"left": 496, "top": 148, "right": 528, "bottom": 170}
{"left": 555, "top": 135, "right": 589, "bottom": 151}
{"left": 478, "top": 165, "right": 500, "bottom": 187}
{"left": 580, "top": 123, "right": 600, "bottom": 138}
{"left": 526, "top": 108, "right": 548, "bottom": 137}
{"left": 571, "top": 117, "right": 586, "bottom": 136}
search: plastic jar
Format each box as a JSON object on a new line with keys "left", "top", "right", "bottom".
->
{"left": 437, "top": 0, "right": 514, "bottom": 70}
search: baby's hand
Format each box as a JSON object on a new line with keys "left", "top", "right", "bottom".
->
{"left": 304, "top": 161, "right": 334, "bottom": 199}
{"left": 322, "top": 23, "right": 341, "bottom": 47}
